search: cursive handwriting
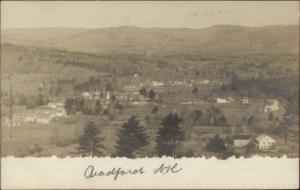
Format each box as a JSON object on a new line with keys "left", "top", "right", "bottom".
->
{"left": 154, "top": 163, "right": 183, "bottom": 175}
{"left": 84, "top": 165, "right": 145, "bottom": 180}
{"left": 83, "top": 163, "right": 183, "bottom": 180}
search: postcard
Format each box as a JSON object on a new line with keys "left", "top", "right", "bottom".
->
{"left": 1, "top": 1, "right": 299, "bottom": 189}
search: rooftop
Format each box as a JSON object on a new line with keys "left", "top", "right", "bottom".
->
{"left": 233, "top": 134, "right": 252, "bottom": 140}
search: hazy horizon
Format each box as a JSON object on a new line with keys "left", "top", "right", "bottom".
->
{"left": 1, "top": 1, "right": 298, "bottom": 29}
{"left": 2, "top": 24, "right": 298, "bottom": 31}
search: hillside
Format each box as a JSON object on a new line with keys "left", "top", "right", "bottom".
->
{"left": 1, "top": 25, "right": 298, "bottom": 56}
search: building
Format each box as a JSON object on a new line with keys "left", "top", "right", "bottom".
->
{"left": 256, "top": 135, "right": 276, "bottom": 150}
{"left": 82, "top": 92, "right": 92, "bottom": 100}
{"left": 151, "top": 81, "right": 164, "bottom": 87}
{"left": 216, "top": 98, "right": 229, "bottom": 104}
{"left": 240, "top": 97, "right": 249, "bottom": 105}
{"left": 133, "top": 73, "right": 140, "bottom": 78}
{"left": 106, "top": 91, "right": 111, "bottom": 101}
{"left": 233, "top": 134, "right": 252, "bottom": 147}
{"left": 264, "top": 99, "right": 279, "bottom": 112}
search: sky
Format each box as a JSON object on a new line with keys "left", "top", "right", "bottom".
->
{"left": 1, "top": 1, "right": 298, "bottom": 29}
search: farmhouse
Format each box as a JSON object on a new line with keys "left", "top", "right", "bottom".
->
{"left": 233, "top": 134, "right": 252, "bottom": 147}
{"left": 256, "top": 135, "right": 276, "bottom": 150}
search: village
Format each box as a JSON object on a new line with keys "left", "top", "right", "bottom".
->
{"left": 2, "top": 69, "right": 292, "bottom": 158}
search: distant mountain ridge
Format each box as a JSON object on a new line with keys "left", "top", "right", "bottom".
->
{"left": 1, "top": 25, "right": 298, "bottom": 56}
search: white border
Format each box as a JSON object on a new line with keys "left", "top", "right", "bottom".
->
{"left": 1, "top": 156, "right": 299, "bottom": 189}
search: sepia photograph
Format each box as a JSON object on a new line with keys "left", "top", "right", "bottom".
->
{"left": 0, "top": 1, "right": 299, "bottom": 188}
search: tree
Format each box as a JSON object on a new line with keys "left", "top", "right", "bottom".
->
{"left": 94, "top": 100, "right": 102, "bottom": 115}
{"left": 115, "top": 116, "right": 149, "bottom": 158}
{"left": 111, "top": 95, "right": 116, "bottom": 103}
{"left": 106, "top": 82, "right": 113, "bottom": 92}
{"left": 64, "top": 98, "right": 75, "bottom": 115}
{"left": 139, "top": 88, "right": 148, "bottom": 97}
{"left": 103, "top": 108, "right": 109, "bottom": 115}
{"left": 192, "top": 87, "right": 199, "bottom": 97}
{"left": 110, "top": 94, "right": 117, "bottom": 114}
{"left": 218, "top": 115, "right": 227, "bottom": 127}
{"left": 115, "top": 102, "right": 123, "bottom": 114}
{"left": 206, "top": 134, "right": 226, "bottom": 153}
{"left": 76, "top": 99, "right": 84, "bottom": 113}
{"left": 230, "top": 72, "right": 240, "bottom": 91}
{"left": 37, "top": 94, "right": 45, "bottom": 106}
{"left": 77, "top": 121, "right": 104, "bottom": 157}
{"left": 152, "top": 106, "right": 159, "bottom": 114}
{"left": 268, "top": 112, "right": 274, "bottom": 121}
{"left": 272, "top": 113, "right": 293, "bottom": 144}
{"left": 156, "top": 113, "right": 184, "bottom": 158}
{"left": 245, "top": 139, "right": 258, "bottom": 155}
{"left": 247, "top": 115, "right": 254, "bottom": 127}
{"left": 148, "top": 89, "right": 156, "bottom": 102}
{"left": 242, "top": 116, "right": 248, "bottom": 125}
{"left": 191, "top": 110, "right": 203, "bottom": 125}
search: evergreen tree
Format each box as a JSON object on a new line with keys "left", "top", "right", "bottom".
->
{"left": 64, "top": 98, "right": 75, "bottom": 115}
{"left": 37, "top": 94, "right": 45, "bottom": 106}
{"left": 206, "top": 134, "right": 226, "bottom": 153}
{"left": 139, "top": 88, "right": 148, "bottom": 97}
{"left": 152, "top": 105, "right": 159, "bottom": 114}
{"left": 76, "top": 99, "right": 84, "bottom": 113}
{"left": 218, "top": 115, "right": 227, "bottom": 127}
{"left": 230, "top": 72, "right": 240, "bottom": 91}
{"left": 247, "top": 115, "right": 255, "bottom": 127}
{"left": 148, "top": 89, "right": 156, "bottom": 102}
{"left": 115, "top": 116, "right": 149, "bottom": 158}
{"left": 156, "top": 113, "right": 184, "bottom": 158}
{"left": 191, "top": 110, "right": 203, "bottom": 125}
{"left": 192, "top": 87, "right": 199, "bottom": 97}
{"left": 268, "top": 112, "right": 274, "bottom": 121}
{"left": 94, "top": 100, "right": 102, "bottom": 115}
{"left": 77, "top": 121, "right": 104, "bottom": 157}
{"left": 106, "top": 82, "right": 113, "bottom": 92}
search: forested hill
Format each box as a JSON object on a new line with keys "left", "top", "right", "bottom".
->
{"left": 1, "top": 25, "right": 298, "bottom": 56}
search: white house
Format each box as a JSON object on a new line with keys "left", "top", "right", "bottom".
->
{"left": 256, "top": 135, "right": 276, "bottom": 150}
{"left": 233, "top": 134, "right": 252, "bottom": 147}
{"left": 264, "top": 99, "right": 279, "bottom": 113}
{"left": 82, "top": 92, "right": 92, "bottom": 99}
{"left": 174, "top": 81, "right": 183, "bottom": 85}
{"left": 216, "top": 98, "right": 229, "bottom": 104}
{"left": 241, "top": 97, "right": 249, "bottom": 105}
{"left": 35, "top": 118, "right": 51, "bottom": 124}
{"left": 199, "top": 80, "right": 209, "bottom": 85}
{"left": 151, "top": 81, "right": 164, "bottom": 87}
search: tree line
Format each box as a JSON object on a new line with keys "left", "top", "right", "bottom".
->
{"left": 76, "top": 113, "right": 185, "bottom": 158}
{"left": 190, "top": 107, "right": 227, "bottom": 127}
{"left": 64, "top": 96, "right": 122, "bottom": 116}
{"left": 76, "top": 112, "right": 233, "bottom": 158}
